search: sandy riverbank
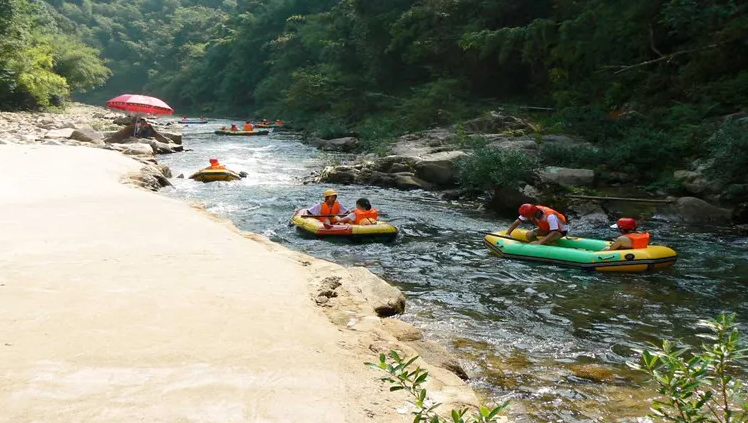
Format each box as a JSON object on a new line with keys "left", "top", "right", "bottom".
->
{"left": 0, "top": 144, "right": 498, "bottom": 422}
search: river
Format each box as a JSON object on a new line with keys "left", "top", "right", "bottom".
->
{"left": 160, "top": 121, "right": 748, "bottom": 422}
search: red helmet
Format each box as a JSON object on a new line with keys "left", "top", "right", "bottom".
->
{"left": 209, "top": 158, "right": 218, "bottom": 164}
{"left": 518, "top": 203, "right": 538, "bottom": 218}
{"left": 611, "top": 217, "right": 637, "bottom": 231}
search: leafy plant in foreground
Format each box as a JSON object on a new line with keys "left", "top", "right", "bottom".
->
{"left": 366, "top": 350, "right": 507, "bottom": 423}
{"left": 628, "top": 313, "right": 748, "bottom": 423}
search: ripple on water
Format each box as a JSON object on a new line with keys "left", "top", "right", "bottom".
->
{"left": 160, "top": 121, "right": 748, "bottom": 422}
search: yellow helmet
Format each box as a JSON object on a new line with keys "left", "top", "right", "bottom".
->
{"left": 323, "top": 189, "right": 338, "bottom": 198}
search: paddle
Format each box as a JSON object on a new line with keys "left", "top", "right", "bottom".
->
{"left": 482, "top": 232, "right": 517, "bottom": 241}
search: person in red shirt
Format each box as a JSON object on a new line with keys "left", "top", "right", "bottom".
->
{"left": 603, "top": 218, "right": 651, "bottom": 250}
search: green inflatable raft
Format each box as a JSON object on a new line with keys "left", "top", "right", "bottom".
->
{"left": 484, "top": 229, "right": 677, "bottom": 273}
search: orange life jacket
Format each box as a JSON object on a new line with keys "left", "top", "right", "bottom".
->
{"left": 353, "top": 208, "right": 378, "bottom": 225}
{"left": 532, "top": 206, "right": 568, "bottom": 232}
{"left": 318, "top": 201, "right": 341, "bottom": 222}
{"left": 244, "top": 123, "right": 253, "bottom": 131}
{"left": 209, "top": 164, "right": 226, "bottom": 170}
{"left": 624, "top": 232, "right": 650, "bottom": 249}
{"left": 276, "top": 120, "right": 283, "bottom": 125}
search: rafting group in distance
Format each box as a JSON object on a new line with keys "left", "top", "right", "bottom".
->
{"left": 183, "top": 116, "right": 677, "bottom": 274}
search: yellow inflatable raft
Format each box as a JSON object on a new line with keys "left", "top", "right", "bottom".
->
{"left": 483, "top": 229, "right": 677, "bottom": 273}
{"left": 290, "top": 210, "right": 398, "bottom": 241}
{"left": 189, "top": 168, "right": 245, "bottom": 183}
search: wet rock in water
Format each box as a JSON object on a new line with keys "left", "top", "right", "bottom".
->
{"left": 318, "top": 165, "right": 358, "bottom": 184}
{"left": 157, "top": 164, "right": 173, "bottom": 179}
{"left": 127, "top": 164, "right": 173, "bottom": 191}
{"left": 441, "top": 189, "right": 464, "bottom": 201}
{"left": 409, "top": 340, "right": 470, "bottom": 381}
{"left": 381, "top": 318, "right": 423, "bottom": 342}
{"left": 675, "top": 196, "right": 732, "bottom": 223}
{"left": 487, "top": 186, "right": 539, "bottom": 216}
{"left": 148, "top": 140, "right": 183, "bottom": 154}
{"left": 568, "top": 202, "right": 609, "bottom": 226}
{"left": 160, "top": 131, "right": 182, "bottom": 145}
{"left": 393, "top": 173, "right": 433, "bottom": 191}
{"left": 319, "top": 136, "right": 359, "bottom": 152}
{"left": 414, "top": 151, "right": 466, "bottom": 186}
{"left": 346, "top": 267, "right": 405, "bottom": 317}
{"left": 540, "top": 166, "right": 595, "bottom": 187}
{"left": 569, "top": 364, "right": 616, "bottom": 383}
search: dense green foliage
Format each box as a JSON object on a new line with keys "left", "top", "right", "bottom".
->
{"left": 42, "top": 0, "right": 748, "bottom": 189}
{"left": 457, "top": 149, "right": 540, "bottom": 191}
{"left": 0, "top": 0, "right": 109, "bottom": 110}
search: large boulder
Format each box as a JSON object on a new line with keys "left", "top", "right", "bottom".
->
{"left": 540, "top": 166, "right": 595, "bottom": 187}
{"left": 675, "top": 197, "right": 732, "bottom": 223}
{"left": 319, "top": 137, "right": 359, "bottom": 152}
{"left": 393, "top": 173, "right": 433, "bottom": 191}
{"left": 148, "top": 140, "right": 183, "bottom": 154}
{"left": 414, "top": 151, "right": 466, "bottom": 186}
{"left": 108, "top": 142, "right": 155, "bottom": 157}
{"left": 486, "top": 186, "right": 538, "bottom": 216}
{"left": 44, "top": 128, "right": 75, "bottom": 139}
{"left": 318, "top": 165, "right": 357, "bottom": 184}
{"left": 126, "top": 165, "right": 173, "bottom": 191}
{"left": 70, "top": 126, "right": 105, "bottom": 145}
{"left": 485, "top": 136, "right": 538, "bottom": 153}
{"left": 159, "top": 131, "right": 182, "bottom": 145}
{"left": 463, "top": 109, "right": 534, "bottom": 134}
{"left": 673, "top": 170, "right": 722, "bottom": 196}
{"left": 346, "top": 267, "right": 405, "bottom": 317}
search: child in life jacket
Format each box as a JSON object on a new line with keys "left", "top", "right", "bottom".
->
{"left": 602, "top": 217, "right": 650, "bottom": 250}
{"left": 338, "top": 198, "right": 378, "bottom": 226}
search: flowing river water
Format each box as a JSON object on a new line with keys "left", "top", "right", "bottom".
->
{"left": 160, "top": 122, "right": 748, "bottom": 422}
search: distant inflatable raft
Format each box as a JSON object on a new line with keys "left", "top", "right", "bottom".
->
{"left": 483, "top": 229, "right": 677, "bottom": 273}
{"left": 214, "top": 129, "right": 270, "bottom": 136}
{"left": 189, "top": 168, "right": 245, "bottom": 183}
{"left": 289, "top": 210, "right": 398, "bottom": 241}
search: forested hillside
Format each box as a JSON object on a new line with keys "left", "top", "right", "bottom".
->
{"left": 17, "top": 0, "right": 748, "bottom": 191}
{"left": 0, "top": 0, "right": 109, "bottom": 109}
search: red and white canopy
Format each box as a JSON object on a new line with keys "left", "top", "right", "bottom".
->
{"left": 106, "top": 94, "right": 173, "bottom": 115}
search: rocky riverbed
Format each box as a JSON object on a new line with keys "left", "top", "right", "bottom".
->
{"left": 302, "top": 109, "right": 744, "bottom": 228}
{"left": 0, "top": 103, "right": 181, "bottom": 191}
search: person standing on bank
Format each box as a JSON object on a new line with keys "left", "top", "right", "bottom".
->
{"left": 506, "top": 203, "right": 570, "bottom": 245}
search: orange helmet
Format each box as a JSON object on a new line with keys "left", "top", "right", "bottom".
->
{"left": 518, "top": 203, "right": 538, "bottom": 218}
{"left": 611, "top": 217, "right": 637, "bottom": 230}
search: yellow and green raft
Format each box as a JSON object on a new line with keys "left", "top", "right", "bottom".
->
{"left": 483, "top": 229, "right": 677, "bottom": 273}
{"left": 289, "top": 210, "right": 398, "bottom": 242}
{"left": 189, "top": 168, "right": 245, "bottom": 183}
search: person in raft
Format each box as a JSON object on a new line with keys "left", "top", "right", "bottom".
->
{"left": 305, "top": 189, "right": 349, "bottom": 225}
{"left": 230, "top": 123, "right": 239, "bottom": 131}
{"left": 243, "top": 121, "right": 254, "bottom": 131}
{"left": 337, "top": 198, "right": 378, "bottom": 226}
{"left": 602, "top": 218, "right": 650, "bottom": 251}
{"left": 506, "top": 203, "right": 569, "bottom": 245}
{"left": 206, "top": 158, "right": 226, "bottom": 170}
{"left": 275, "top": 119, "right": 283, "bottom": 126}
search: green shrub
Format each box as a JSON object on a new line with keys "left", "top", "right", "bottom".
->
{"left": 629, "top": 313, "right": 748, "bottom": 423}
{"left": 457, "top": 148, "right": 540, "bottom": 190}
{"left": 367, "top": 350, "right": 508, "bottom": 423}
{"left": 539, "top": 142, "right": 602, "bottom": 168}
{"left": 703, "top": 119, "right": 748, "bottom": 186}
